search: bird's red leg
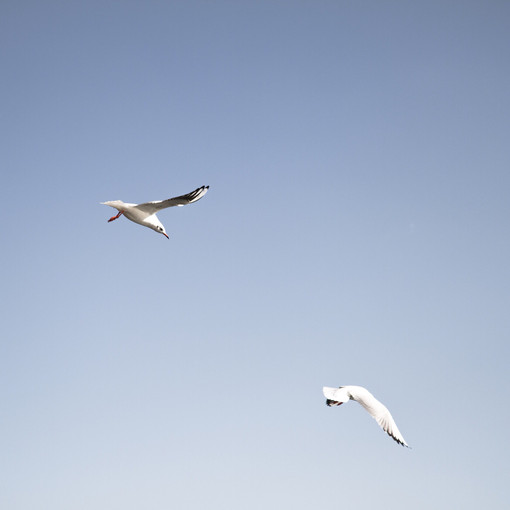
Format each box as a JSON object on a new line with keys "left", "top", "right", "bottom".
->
{"left": 108, "top": 212, "right": 122, "bottom": 222}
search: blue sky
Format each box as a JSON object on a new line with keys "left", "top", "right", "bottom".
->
{"left": 1, "top": 1, "right": 509, "bottom": 508}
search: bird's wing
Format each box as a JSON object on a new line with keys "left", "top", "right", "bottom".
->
{"left": 354, "top": 389, "right": 409, "bottom": 447}
{"left": 135, "top": 186, "right": 209, "bottom": 214}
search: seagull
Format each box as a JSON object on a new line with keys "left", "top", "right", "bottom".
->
{"left": 102, "top": 185, "right": 209, "bottom": 239}
{"left": 323, "top": 385, "right": 409, "bottom": 447}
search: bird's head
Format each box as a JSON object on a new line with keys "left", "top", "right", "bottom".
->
{"left": 156, "top": 225, "right": 169, "bottom": 239}
{"left": 323, "top": 386, "right": 350, "bottom": 406}
{"left": 149, "top": 221, "right": 169, "bottom": 239}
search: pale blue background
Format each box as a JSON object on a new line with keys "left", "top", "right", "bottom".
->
{"left": 1, "top": 1, "right": 509, "bottom": 508}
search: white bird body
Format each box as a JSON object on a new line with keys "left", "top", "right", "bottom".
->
{"left": 102, "top": 185, "right": 209, "bottom": 238}
{"left": 323, "top": 385, "right": 409, "bottom": 447}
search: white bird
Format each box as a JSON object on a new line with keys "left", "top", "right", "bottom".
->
{"left": 323, "top": 385, "right": 409, "bottom": 447}
{"left": 102, "top": 185, "right": 209, "bottom": 239}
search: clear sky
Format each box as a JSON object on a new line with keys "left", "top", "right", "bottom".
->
{"left": 1, "top": 1, "right": 509, "bottom": 508}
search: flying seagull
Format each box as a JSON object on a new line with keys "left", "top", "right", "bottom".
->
{"left": 323, "top": 385, "right": 409, "bottom": 447}
{"left": 102, "top": 185, "right": 209, "bottom": 239}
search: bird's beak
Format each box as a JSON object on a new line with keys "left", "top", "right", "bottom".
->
{"left": 163, "top": 233, "right": 169, "bottom": 239}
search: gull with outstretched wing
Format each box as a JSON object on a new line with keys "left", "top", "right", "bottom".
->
{"left": 323, "top": 385, "right": 409, "bottom": 447}
{"left": 102, "top": 185, "right": 209, "bottom": 239}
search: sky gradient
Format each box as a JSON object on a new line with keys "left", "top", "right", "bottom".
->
{"left": 1, "top": 1, "right": 509, "bottom": 508}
